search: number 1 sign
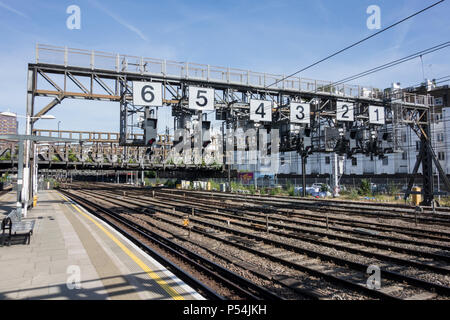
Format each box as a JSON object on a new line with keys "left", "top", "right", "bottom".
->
{"left": 369, "top": 105, "right": 385, "bottom": 124}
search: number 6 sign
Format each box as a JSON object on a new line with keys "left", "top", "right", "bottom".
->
{"left": 133, "top": 82, "right": 162, "bottom": 106}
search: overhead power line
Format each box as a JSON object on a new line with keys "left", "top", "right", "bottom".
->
{"left": 329, "top": 41, "right": 450, "bottom": 86}
{"left": 266, "top": 0, "right": 445, "bottom": 88}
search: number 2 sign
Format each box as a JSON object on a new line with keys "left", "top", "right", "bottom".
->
{"left": 133, "top": 81, "right": 162, "bottom": 106}
{"left": 250, "top": 100, "right": 272, "bottom": 122}
{"left": 336, "top": 102, "right": 354, "bottom": 122}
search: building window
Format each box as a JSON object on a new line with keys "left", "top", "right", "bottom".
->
{"left": 437, "top": 133, "right": 444, "bottom": 142}
{"left": 438, "top": 152, "right": 445, "bottom": 161}
{"left": 325, "top": 156, "right": 330, "bottom": 165}
{"left": 416, "top": 141, "right": 420, "bottom": 151}
{"left": 402, "top": 152, "right": 407, "bottom": 160}
{"left": 352, "top": 157, "right": 357, "bottom": 166}
{"left": 402, "top": 133, "right": 407, "bottom": 143}
{"left": 382, "top": 157, "right": 389, "bottom": 166}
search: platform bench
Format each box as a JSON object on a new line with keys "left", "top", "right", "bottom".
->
{"left": 1, "top": 209, "right": 35, "bottom": 246}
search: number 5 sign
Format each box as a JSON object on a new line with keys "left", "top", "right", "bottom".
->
{"left": 189, "top": 87, "right": 215, "bottom": 111}
{"left": 133, "top": 82, "right": 162, "bottom": 106}
{"left": 290, "top": 103, "right": 310, "bottom": 124}
{"left": 250, "top": 100, "right": 272, "bottom": 122}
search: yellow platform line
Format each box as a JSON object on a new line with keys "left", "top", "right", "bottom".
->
{"left": 58, "top": 193, "right": 185, "bottom": 300}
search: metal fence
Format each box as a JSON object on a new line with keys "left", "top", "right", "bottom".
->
{"left": 35, "top": 44, "right": 431, "bottom": 105}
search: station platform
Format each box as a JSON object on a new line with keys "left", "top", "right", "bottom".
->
{"left": 0, "top": 189, "right": 204, "bottom": 300}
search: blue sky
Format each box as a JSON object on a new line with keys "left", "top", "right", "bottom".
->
{"left": 0, "top": 0, "right": 449, "bottom": 134}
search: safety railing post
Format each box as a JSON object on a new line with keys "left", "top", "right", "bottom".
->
{"left": 90, "top": 50, "right": 94, "bottom": 70}
{"left": 36, "top": 43, "right": 39, "bottom": 63}
{"left": 64, "top": 46, "right": 68, "bottom": 67}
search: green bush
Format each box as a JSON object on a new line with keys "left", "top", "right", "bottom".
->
{"left": 320, "top": 184, "right": 330, "bottom": 192}
{"left": 287, "top": 185, "right": 295, "bottom": 197}
{"left": 358, "top": 179, "right": 371, "bottom": 196}
{"left": 164, "top": 179, "right": 176, "bottom": 188}
{"left": 387, "top": 182, "right": 400, "bottom": 196}
{"left": 145, "top": 171, "right": 156, "bottom": 178}
{"left": 68, "top": 149, "right": 78, "bottom": 162}
{"left": 0, "top": 173, "right": 9, "bottom": 183}
{"left": 208, "top": 179, "right": 221, "bottom": 190}
{"left": 0, "top": 151, "right": 11, "bottom": 161}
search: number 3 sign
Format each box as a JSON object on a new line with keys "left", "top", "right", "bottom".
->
{"left": 133, "top": 82, "right": 163, "bottom": 106}
{"left": 290, "top": 102, "right": 310, "bottom": 124}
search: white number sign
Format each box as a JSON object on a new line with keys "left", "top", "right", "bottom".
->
{"left": 336, "top": 102, "right": 354, "bottom": 122}
{"left": 290, "top": 103, "right": 310, "bottom": 124}
{"left": 133, "top": 82, "right": 162, "bottom": 106}
{"left": 250, "top": 100, "right": 272, "bottom": 122}
{"left": 369, "top": 105, "right": 385, "bottom": 124}
{"left": 189, "top": 87, "right": 215, "bottom": 111}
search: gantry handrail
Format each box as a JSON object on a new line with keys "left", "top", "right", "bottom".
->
{"left": 35, "top": 44, "right": 433, "bottom": 106}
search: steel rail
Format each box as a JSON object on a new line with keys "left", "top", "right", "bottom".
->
{"left": 102, "top": 187, "right": 450, "bottom": 253}
{"left": 70, "top": 188, "right": 450, "bottom": 299}
{"left": 60, "top": 189, "right": 283, "bottom": 301}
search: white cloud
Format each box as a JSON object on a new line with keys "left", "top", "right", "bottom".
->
{"left": 91, "top": 0, "right": 148, "bottom": 42}
{"left": 0, "top": 1, "right": 27, "bottom": 18}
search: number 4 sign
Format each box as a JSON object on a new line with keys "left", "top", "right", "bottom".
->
{"left": 133, "top": 81, "right": 162, "bottom": 106}
{"left": 369, "top": 105, "right": 385, "bottom": 124}
{"left": 250, "top": 100, "right": 272, "bottom": 122}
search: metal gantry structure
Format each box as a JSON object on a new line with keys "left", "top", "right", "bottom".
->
{"left": 25, "top": 44, "right": 450, "bottom": 205}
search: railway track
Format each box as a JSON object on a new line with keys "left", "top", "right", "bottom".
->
{"left": 73, "top": 183, "right": 450, "bottom": 251}
{"left": 59, "top": 189, "right": 285, "bottom": 301}
{"left": 159, "top": 188, "right": 450, "bottom": 225}
{"left": 60, "top": 183, "right": 450, "bottom": 300}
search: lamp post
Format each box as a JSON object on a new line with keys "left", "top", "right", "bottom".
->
{"left": 0, "top": 112, "right": 55, "bottom": 217}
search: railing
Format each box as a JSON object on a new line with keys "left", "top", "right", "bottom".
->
{"left": 33, "top": 129, "right": 142, "bottom": 143}
{"left": 35, "top": 44, "right": 431, "bottom": 105}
